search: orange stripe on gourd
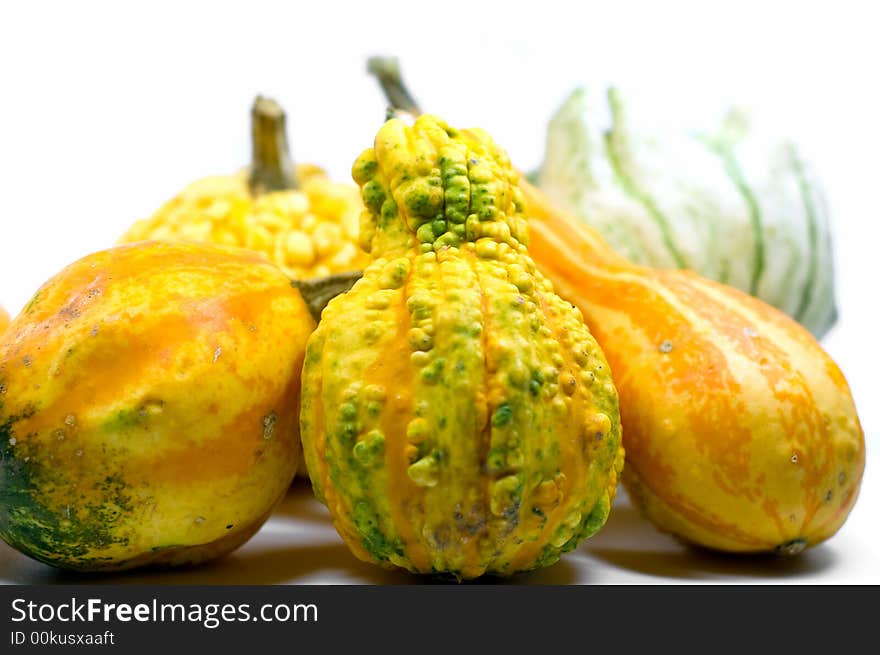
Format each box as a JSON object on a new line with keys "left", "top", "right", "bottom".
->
{"left": 522, "top": 179, "right": 864, "bottom": 553}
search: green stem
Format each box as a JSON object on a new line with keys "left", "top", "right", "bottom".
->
{"left": 291, "top": 271, "right": 363, "bottom": 323}
{"left": 248, "top": 95, "right": 298, "bottom": 194}
{"left": 367, "top": 56, "right": 422, "bottom": 118}
{"left": 290, "top": 56, "right": 419, "bottom": 317}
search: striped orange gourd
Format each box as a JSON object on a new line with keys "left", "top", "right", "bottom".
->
{"left": 522, "top": 179, "right": 865, "bottom": 553}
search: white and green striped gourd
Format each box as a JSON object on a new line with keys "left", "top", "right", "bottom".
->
{"left": 536, "top": 87, "right": 837, "bottom": 338}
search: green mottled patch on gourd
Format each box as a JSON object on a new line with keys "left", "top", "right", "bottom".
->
{"left": 491, "top": 403, "right": 512, "bottom": 428}
{"left": 580, "top": 492, "right": 612, "bottom": 540}
{"left": 532, "top": 544, "right": 561, "bottom": 570}
{"left": 352, "top": 430, "right": 384, "bottom": 467}
{"left": 0, "top": 409, "right": 132, "bottom": 568}
{"left": 362, "top": 180, "right": 386, "bottom": 212}
{"left": 101, "top": 402, "right": 163, "bottom": 434}
{"left": 352, "top": 500, "right": 404, "bottom": 563}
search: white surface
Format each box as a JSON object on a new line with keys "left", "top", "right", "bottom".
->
{"left": 0, "top": 1, "right": 877, "bottom": 584}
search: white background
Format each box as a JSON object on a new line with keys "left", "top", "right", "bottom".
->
{"left": 0, "top": 0, "right": 877, "bottom": 583}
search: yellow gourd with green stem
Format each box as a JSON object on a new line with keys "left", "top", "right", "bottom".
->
{"left": 120, "top": 96, "right": 370, "bottom": 280}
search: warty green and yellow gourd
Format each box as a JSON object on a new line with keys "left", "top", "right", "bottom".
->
{"left": 299, "top": 114, "right": 625, "bottom": 579}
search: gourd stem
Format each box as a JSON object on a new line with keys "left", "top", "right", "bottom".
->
{"left": 367, "top": 56, "right": 422, "bottom": 119}
{"left": 291, "top": 271, "right": 363, "bottom": 323}
{"left": 248, "top": 95, "right": 299, "bottom": 194}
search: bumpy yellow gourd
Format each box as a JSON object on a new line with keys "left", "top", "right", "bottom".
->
{"left": 120, "top": 97, "right": 370, "bottom": 280}
{"left": 0, "top": 242, "right": 312, "bottom": 570}
{"left": 300, "top": 115, "right": 624, "bottom": 579}
{"left": 523, "top": 181, "right": 865, "bottom": 553}
{"left": 120, "top": 97, "right": 368, "bottom": 480}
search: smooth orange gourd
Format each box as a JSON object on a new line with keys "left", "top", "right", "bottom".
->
{"left": 0, "top": 242, "right": 312, "bottom": 570}
{"left": 522, "top": 179, "right": 864, "bottom": 553}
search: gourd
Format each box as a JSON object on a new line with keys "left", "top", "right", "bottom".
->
{"left": 536, "top": 87, "right": 837, "bottom": 338}
{"left": 0, "top": 306, "right": 9, "bottom": 334}
{"left": 300, "top": 113, "right": 624, "bottom": 579}
{"left": 371, "top": 56, "right": 864, "bottom": 554}
{"left": 120, "top": 96, "right": 370, "bottom": 280}
{"left": 0, "top": 241, "right": 314, "bottom": 571}
{"left": 121, "top": 96, "right": 367, "bottom": 478}
{"left": 523, "top": 181, "right": 864, "bottom": 553}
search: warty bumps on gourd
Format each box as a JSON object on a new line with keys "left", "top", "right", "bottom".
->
{"left": 0, "top": 242, "right": 311, "bottom": 570}
{"left": 300, "top": 115, "right": 624, "bottom": 579}
{"left": 120, "top": 96, "right": 370, "bottom": 280}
